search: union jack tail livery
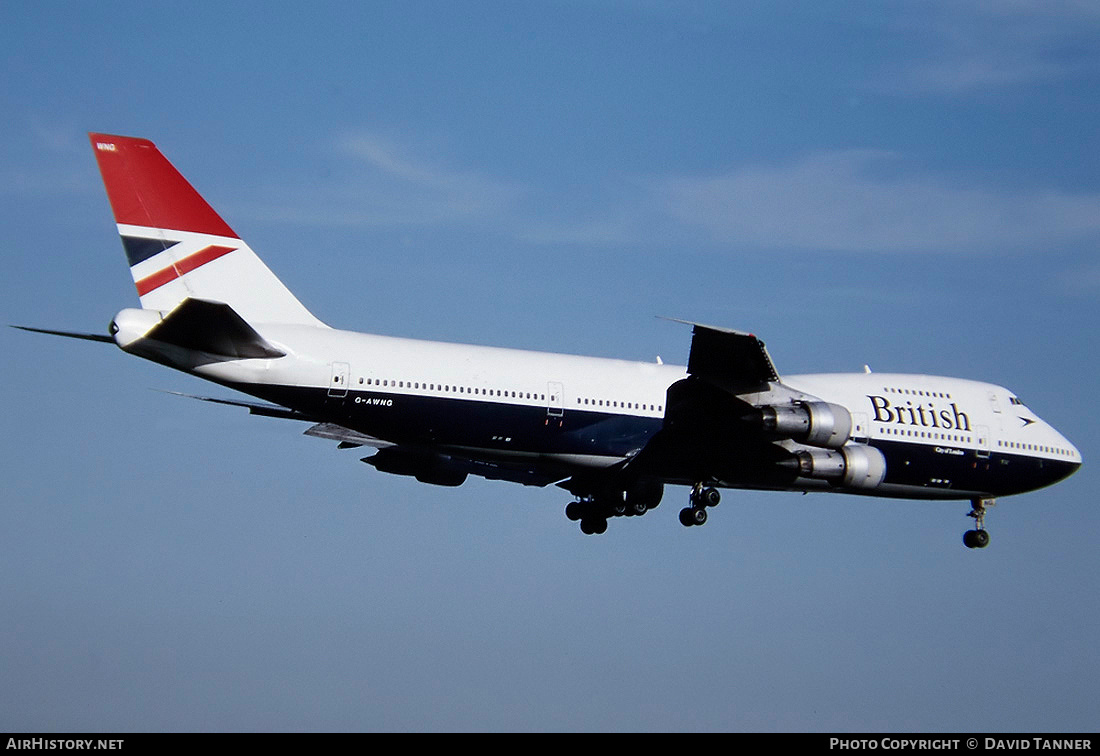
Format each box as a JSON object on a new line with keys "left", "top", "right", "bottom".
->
{"left": 89, "top": 133, "right": 324, "bottom": 328}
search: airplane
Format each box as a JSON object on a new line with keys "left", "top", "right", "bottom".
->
{"left": 16, "top": 133, "right": 1082, "bottom": 547}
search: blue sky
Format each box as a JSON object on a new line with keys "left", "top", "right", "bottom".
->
{"left": 1, "top": 1, "right": 1098, "bottom": 732}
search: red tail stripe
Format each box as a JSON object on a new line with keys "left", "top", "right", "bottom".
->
{"left": 135, "top": 245, "right": 236, "bottom": 296}
{"left": 90, "top": 133, "right": 238, "bottom": 238}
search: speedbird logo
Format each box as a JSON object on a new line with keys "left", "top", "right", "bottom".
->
{"left": 867, "top": 395, "right": 971, "bottom": 431}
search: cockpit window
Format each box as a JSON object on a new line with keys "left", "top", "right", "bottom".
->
{"left": 1009, "top": 396, "right": 1026, "bottom": 407}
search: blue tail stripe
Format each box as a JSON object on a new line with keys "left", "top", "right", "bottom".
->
{"left": 121, "top": 235, "right": 178, "bottom": 267}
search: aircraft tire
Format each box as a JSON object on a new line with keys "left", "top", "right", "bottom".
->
{"left": 580, "top": 517, "right": 607, "bottom": 535}
{"left": 963, "top": 529, "right": 990, "bottom": 549}
{"left": 680, "top": 507, "right": 707, "bottom": 527}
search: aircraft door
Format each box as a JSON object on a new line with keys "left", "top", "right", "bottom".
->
{"left": 975, "top": 425, "right": 991, "bottom": 459}
{"left": 547, "top": 381, "right": 564, "bottom": 418}
{"left": 328, "top": 362, "right": 350, "bottom": 398}
{"left": 987, "top": 391, "right": 1004, "bottom": 431}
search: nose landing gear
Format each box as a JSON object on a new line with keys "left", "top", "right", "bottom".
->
{"left": 963, "top": 497, "right": 993, "bottom": 549}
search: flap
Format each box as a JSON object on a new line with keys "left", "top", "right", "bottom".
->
{"left": 304, "top": 422, "right": 391, "bottom": 449}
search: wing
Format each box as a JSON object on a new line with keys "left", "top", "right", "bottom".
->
{"left": 664, "top": 319, "right": 779, "bottom": 389}
{"left": 622, "top": 321, "right": 794, "bottom": 487}
{"left": 303, "top": 422, "right": 393, "bottom": 450}
{"left": 161, "top": 390, "right": 315, "bottom": 421}
{"left": 662, "top": 321, "right": 784, "bottom": 438}
{"left": 163, "top": 391, "right": 566, "bottom": 488}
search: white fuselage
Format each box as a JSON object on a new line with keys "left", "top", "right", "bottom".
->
{"left": 136, "top": 322, "right": 1080, "bottom": 501}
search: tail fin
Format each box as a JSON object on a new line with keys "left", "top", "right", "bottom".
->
{"left": 89, "top": 133, "right": 325, "bottom": 327}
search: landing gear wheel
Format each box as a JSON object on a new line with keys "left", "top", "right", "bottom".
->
{"left": 679, "top": 506, "right": 707, "bottom": 527}
{"left": 682, "top": 483, "right": 718, "bottom": 527}
{"left": 963, "top": 529, "right": 990, "bottom": 549}
{"left": 580, "top": 517, "right": 607, "bottom": 535}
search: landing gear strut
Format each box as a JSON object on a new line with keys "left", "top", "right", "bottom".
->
{"left": 963, "top": 497, "right": 993, "bottom": 549}
{"left": 680, "top": 483, "right": 720, "bottom": 527}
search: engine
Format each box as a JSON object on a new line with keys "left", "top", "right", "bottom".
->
{"left": 759, "top": 401, "right": 852, "bottom": 449}
{"left": 363, "top": 448, "right": 468, "bottom": 487}
{"left": 783, "top": 445, "right": 887, "bottom": 490}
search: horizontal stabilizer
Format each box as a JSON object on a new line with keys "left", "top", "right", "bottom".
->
{"left": 146, "top": 298, "right": 285, "bottom": 359}
{"left": 12, "top": 325, "right": 114, "bottom": 343}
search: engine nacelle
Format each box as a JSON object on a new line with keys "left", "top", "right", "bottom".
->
{"left": 786, "top": 445, "right": 887, "bottom": 490}
{"left": 759, "top": 401, "right": 852, "bottom": 449}
{"left": 364, "top": 448, "right": 468, "bottom": 487}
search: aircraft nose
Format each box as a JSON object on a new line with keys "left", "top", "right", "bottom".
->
{"left": 1052, "top": 432, "right": 1083, "bottom": 484}
{"left": 1069, "top": 441, "right": 1083, "bottom": 470}
{"left": 1060, "top": 428, "right": 1083, "bottom": 466}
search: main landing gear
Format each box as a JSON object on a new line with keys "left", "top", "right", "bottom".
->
{"left": 963, "top": 497, "right": 993, "bottom": 549}
{"left": 564, "top": 482, "right": 720, "bottom": 534}
{"left": 566, "top": 481, "right": 663, "bottom": 535}
{"left": 679, "top": 483, "right": 720, "bottom": 528}
{"left": 566, "top": 497, "right": 613, "bottom": 535}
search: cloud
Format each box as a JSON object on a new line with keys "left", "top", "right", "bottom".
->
{"left": 657, "top": 150, "right": 1100, "bottom": 254}
{"left": 253, "top": 131, "right": 643, "bottom": 247}
{"left": 242, "top": 131, "right": 524, "bottom": 230}
{"left": 331, "top": 133, "right": 523, "bottom": 226}
{"left": 879, "top": 1, "right": 1100, "bottom": 95}
{"left": 247, "top": 132, "right": 1100, "bottom": 258}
